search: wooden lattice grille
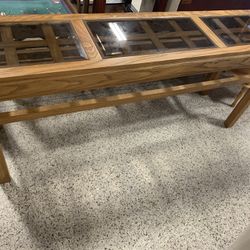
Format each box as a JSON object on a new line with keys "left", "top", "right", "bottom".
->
{"left": 86, "top": 18, "right": 216, "bottom": 58}
{"left": 0, "top": 22, "right": 86, "bottom": 67}
{"left": 202, "top": 16, "right": 250, "bottom": 45}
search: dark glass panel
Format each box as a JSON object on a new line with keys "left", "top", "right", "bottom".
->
{"left": 175, "top": 18, "right": 199, "bottom": 31}
{"left": 202, "top": 16, "right": 250, "bottom": 46}
{"left": 17, "top": 47, "right": 53, "bottom": 65}
{"left": 163, "top": 38, "right": 188, "bottom": 50}
{"left": 86, "top": 18, "right": 215, "bottom": 58}
{"left": 0, "top": 49, "right": 6, "bottom": 66}
{"left": 0, "top": 22, "right": 86, "bottom": 68}
{"left": 147, "top": 19, "right": 174, "bottom": 33}
{"left": 12, "top": 24, "right": 45, "bottom": 40}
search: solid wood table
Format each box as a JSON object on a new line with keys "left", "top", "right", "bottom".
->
{"left": 0, "top": 10, "right": 250, "bottom": 183}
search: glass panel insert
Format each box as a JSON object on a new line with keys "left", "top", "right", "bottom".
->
{"left": 0, "top": 22, "right": 86, "bottom": 68}
{"left": 0, "top": 49, "right": 5, "bottom": 67}
{"left": 86, "top": 18, "right": 215, "bottom": 58}
{"left": 202, "top": 16, "right": 250, "bottom": 45}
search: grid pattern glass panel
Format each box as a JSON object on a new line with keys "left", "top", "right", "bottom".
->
{"left": 202, "top": 16, "right": 250, "bottom": 45}
{"left": 86, "top": 18, "right": 215, "bottom": 58}
{"left": 0, "top": 22, "right": 86, "bottom": 68}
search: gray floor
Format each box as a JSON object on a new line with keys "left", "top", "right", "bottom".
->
{"left": 0, "top": 81, "right": 250, "bottom": 250}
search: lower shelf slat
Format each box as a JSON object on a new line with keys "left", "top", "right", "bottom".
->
{"left": 0, "top": 75, "right": 249, "bottom": 124}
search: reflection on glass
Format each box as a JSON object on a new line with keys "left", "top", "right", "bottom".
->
{"left": 109, "top": 22, "right": 127, "bottom": 41}
{"left": 0, "top": 22, "right": 86, "bottom": 68}
{"left": 86, "top": 18, "right": 215, "bottom": 58}
{"left": 202, "top": 16, "right": 250, "bottom": 45}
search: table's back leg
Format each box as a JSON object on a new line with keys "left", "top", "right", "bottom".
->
{"left": 225, "top": 86, "right": 250, "bottom": 128}
{"left": 231, "top": 85, "right": 249, "bottom": 107}
{"left": 0, "top": 145, "right": 11, "bottom": 184}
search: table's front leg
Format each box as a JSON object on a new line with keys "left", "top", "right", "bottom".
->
{"left": 0, "top": 145, "right": 10, "bottom": 184}
{"left": 225, "top": 86, "right": 250, "bottom": 128}
{"left": 231, "top": 85, "right": 249, "bottom": 107}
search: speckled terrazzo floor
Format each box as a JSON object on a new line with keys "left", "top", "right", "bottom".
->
{"left": 0, "top": 79, "right": 250, "bottom": 250}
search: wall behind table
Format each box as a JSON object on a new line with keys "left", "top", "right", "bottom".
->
{"left": 178, "top": 0, "right": 250, "bottom": 11}
{"left": 131, "top": 0, "right": 183, "bottom": 12}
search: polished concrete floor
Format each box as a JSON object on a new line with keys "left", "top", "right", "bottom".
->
{"left": 0, "top": 79, "right": 250, "bottom": 250}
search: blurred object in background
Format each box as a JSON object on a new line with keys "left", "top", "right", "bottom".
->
{"left": 0, "top": 0, "right": 75, "bottom": 15}
{"left": 75, "top": 0, "right": 132, "bottom": 13}
{"left": 178, "top": 0, "right": 250, "bottom": 11}
{"left": 131, "top": 0, "right": 250, "bottom": 12}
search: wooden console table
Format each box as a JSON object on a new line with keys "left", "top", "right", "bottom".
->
{"left": 0, "top": 10, "right": 250, "bottom": 183}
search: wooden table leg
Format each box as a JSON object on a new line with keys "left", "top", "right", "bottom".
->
{"left": 225, "top": 86, "right": 250, "bottom": 128}
{"left": 92, "top": 0, "right": 106, "bottom": 13}
{"left": 231, "top": 85, "right": 249, "bottom": 107}
{"left": 0, "top": 145, "right": 11, "bottom": 184}
{"left": 153, "top": 0, "right": 168, "bottom": 11}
